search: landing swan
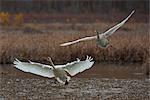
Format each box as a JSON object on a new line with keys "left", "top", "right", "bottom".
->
{"left": 13, "top": 56, "right": 94, "bottom": 85}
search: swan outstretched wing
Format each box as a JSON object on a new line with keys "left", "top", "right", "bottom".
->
{"left": 62, "top": 56, "right": 94, "bottom": 76}
{"left": 13, "top": 59, "right": 54, "bottom": 78}
{"left": 60, "top": 36, "right": 96, "bottom": 46}
{"left": 103, "top": 10, "right": 135, "bottom": 37}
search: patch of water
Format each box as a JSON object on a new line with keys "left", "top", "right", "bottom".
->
{"left": 0, "top": 64, "right": 147, "bottom": 79}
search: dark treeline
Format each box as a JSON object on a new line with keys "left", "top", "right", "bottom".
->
{"left": 0, "top": 0, "right": 149, "bottom": 14}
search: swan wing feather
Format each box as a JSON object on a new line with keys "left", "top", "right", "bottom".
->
{"left": 62, "top": 56, "right": 94, "bottom": 76}
{"left": 103, "top": 10, "right": 135, "bottom": 37}
{"left": 13, "top": 59, "right": 54, "bottom": 78}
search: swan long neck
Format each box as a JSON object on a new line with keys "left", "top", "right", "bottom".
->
{"left": 48, "top": 57, "right": 56, "bottom": 69}
{"left": 96, "top": 31, "right": 100, "bottom": 40}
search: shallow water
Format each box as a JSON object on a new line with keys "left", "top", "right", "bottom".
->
{"left": 0, "top": 64, "right": 147, "bottom": 79}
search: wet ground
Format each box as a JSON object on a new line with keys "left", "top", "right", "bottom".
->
{"left": 0, "top": 64, "right": 149, "bottom": 99}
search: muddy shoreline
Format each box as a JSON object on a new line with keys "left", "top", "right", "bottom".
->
{"left": 0, "top": 74, "right": 149, "bottom": 100}
{"left": 0, "top": 64, "right": 149, "bottom": 99}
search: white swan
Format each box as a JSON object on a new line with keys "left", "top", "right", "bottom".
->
{"left": 13, "top": 56, "right": 94, "bottom": 85}
{"left": 60, "top": 10, "right": 135, "bottom": 48}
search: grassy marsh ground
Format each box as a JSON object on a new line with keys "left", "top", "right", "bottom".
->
{"left": 0, "top": 22, "right": 149, "bottom": 64}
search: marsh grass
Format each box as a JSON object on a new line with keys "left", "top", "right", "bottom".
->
{"left": 0, "top": 27, "right": 149, "bottom": 64}
{"left": 0, "top": 21, "right": 149, "bottom": 64}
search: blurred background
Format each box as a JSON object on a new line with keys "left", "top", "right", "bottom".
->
{"left": 0, "top": 0, "right": 149, "bottom": 23}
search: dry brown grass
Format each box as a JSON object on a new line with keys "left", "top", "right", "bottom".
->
{"left": 13, "top": 13, "right": 24, "bottom": 26}
{"left": 0, "top": 22, "right": 149, "bottom": 64}
{"left": 0, "top": 12, "right": 24, "bottom": 27}
{"left": 0, "top": 12, "right": 10, "bottom": 25}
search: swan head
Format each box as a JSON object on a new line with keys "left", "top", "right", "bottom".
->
{"left": 96, "top": 38, "right": 109, "bottom": 48}
{"left": 95, "top": 30, "right": 101, "bottom": 35}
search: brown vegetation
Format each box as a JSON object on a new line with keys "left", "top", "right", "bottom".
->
{"left": 0, "top": 22, "right": 149, "bottom": 64}
{"left": 0, "top": 12, "right": 10, "bottom": 25}
{"left": 0, "top": 12, "right": 24, "bottom": 26}
{"left": 13, "top": 13, "right": 24, "bottom": 26}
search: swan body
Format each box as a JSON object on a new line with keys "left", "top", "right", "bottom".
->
{"left": 96, "top": 37, "right": 109, "bottom": 48}
{"left": 13, "top": 56, "right": 94, "bottom": 85}
{"left": 60, "top": 10, "right": 135, "bottom": 48}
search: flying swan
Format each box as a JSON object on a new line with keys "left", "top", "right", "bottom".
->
{"left": 60, "top": 10, "right": 135, "bottom": 48}
{"left": 13, "top": 56, "right": 94, "bottom": 85}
